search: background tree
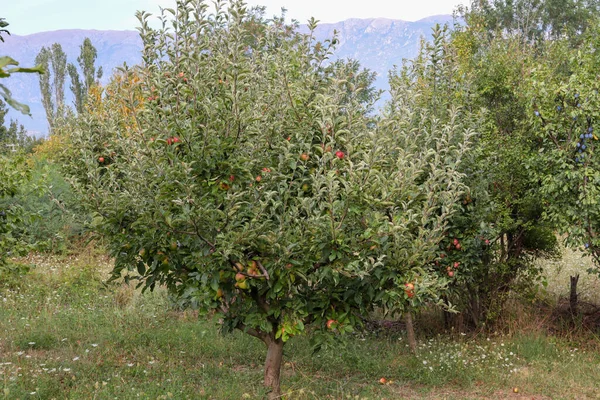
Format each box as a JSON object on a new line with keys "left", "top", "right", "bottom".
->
{"left": 35, "top": 44, "right": 67, "bottom": 132}
{"left": 68, "top": 38, "right": 103, "bottom": 114}
{"left": 419, "top": 6, "right": 570, "bottom": 329}
{"left": 59, "top": 1, "right": 472, "bottom": 397}
{"left": 458, "top": 0, "right": 600, "bottom": 44}
{"left": 527, "top": 24, "right": 600, "bottom": 302}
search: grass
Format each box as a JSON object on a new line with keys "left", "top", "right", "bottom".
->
{"left": 1, "top": 252, "right": 600, "bottom": 399}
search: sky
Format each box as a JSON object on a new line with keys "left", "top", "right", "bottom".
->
{"left": 3, "top": 0, "right": 467, "bottom": 35}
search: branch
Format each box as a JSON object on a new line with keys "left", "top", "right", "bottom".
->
{"left": 255, "top": 260, "right": 270, "bottom": 280}
{"left": 250, "top": 287, "right": 270, "bottom": 314}
{"left": 236, "top": 322, "right": 268, "bottom": 345}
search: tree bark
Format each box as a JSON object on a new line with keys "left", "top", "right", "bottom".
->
{"left": 264, "top": 337, "right": 284, "bottom": 400}
{"left": 569, "top": 274, "right": 579, "bottom": 317}
{"left": 405, "top": 311, "right": 417, "bottom": 354}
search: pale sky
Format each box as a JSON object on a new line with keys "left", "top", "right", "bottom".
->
{"left": 3, "top": 0, "right": 467, "bottom": 35}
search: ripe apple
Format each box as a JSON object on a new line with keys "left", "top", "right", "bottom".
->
{"left": 172, "top": 137, "right": 180, "bottom": 143}
{"left": 326, "top": 319, "right": 337, "bottom": 329}
{"left": 98, "top": 157, "right": 105, "bottom": 163}
{"left": 448, "top": 270, "right": 454, "bottom": 277}
{"left": 379, "top": 377, "right": 387, "bottom": 385}
{"left": 178, "top": 72, "right": 184, "bottom": 78}
{"left": 229, "top": 175, "right": 235, "bottom": 182}
{"left": 255, "top": 175, "right": 262, "bottom": 182}
{"left": 454, "top": 262, "right": 460, "bottom": 269}
{"left": 235, "top": 273, "right": 246, "bottom": 282}
{"left": 404, "top": 283, "right": 414, "bottom": 291}
{"left": 335, "top": 151, "right": 345, "bottom": 159}
{"left": 236, "top": 280, "right": 249, "bottom": 290}
{"left": 485, "top": 239, "right": 490, "bottom": 245}
{"left": 234, "top": 262, "right": 245, "bottom": 272}
{"left": 455, "top": 243, "right": 462, "bottom": 250}
{"left": 453, "top": 238, "right": 459, "bottom": 246}
{"left": 300, "top": 153, "right": 309, "bottom": 161}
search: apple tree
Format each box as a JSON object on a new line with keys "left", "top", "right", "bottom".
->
{"left": 59, "top": 1, "right": 472, "bottom": 397}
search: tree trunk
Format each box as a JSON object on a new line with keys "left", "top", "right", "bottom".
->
{"left": 405, "top": 311, "right": 417, "bottom": 353}
{"left": 264, "top": 337, "right": 284, "bottom": 400}
{"left": 569, "top": 274, "right": 579, "bottom": 317}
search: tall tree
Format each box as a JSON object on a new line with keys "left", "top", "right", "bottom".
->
{"left": 35, "top": 43, "right": 67, "bottom": 132}
{"left": 68, "top": 38, "right": 103, "bottom": 114}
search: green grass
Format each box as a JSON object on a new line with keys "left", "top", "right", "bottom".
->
{"left": 1, "top": 253, "right": 600, "bottom": 399}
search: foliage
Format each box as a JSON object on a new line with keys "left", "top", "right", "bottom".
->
{"left": 11, "top": 157, "right": 86, "bottom": 254}
{"left": 35, "top": 44, "right": 67, "bottom": 132}
{"left": 59, "top": 0, "right": 472, "bottom": 395}
{"left": 435, "top": 13, "right": 564, "bottom": 328}
{"left": 68, "top": 38, "right": 103, "bottom": 114}
{"left": 458, "top": 0, "right": 600, "bottom": 45}
{"left": 0, "top": 100, "right": 41, "bottom": 154}
{"left": 528, "top": 24, "right": 600, "bottom": 274}
{"left": 0, "top": 18, "right": 44, "bottom": 115}
{"left": 35, "top": 38, "right": 102, "bottom": 133}
{"left": 0, "top": 154, "right": 32, "bottom": 268}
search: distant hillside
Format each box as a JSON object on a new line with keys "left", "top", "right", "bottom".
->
{"left": 0, "top": 15, "right": 453, "bottom": 136}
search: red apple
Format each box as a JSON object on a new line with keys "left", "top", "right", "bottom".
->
{"left": 335, "top": 151, "right": 345, "bottom": 159}
{"left": 300, "top": 153, "right": 309, "bottom": 161}
{"left": 255, "top": 175, "right": 262, "bottom": 182}
{"left": 98, "top": 157, "right": 105, "bottom": 163}
{"left": 453, "top": 238, "right": 459, "bottom": 246}
{"left": 454, "top": 262, "right": 460, "bottom": 269}
{"left": 326, "top": 319, "right": 337, "bottom": 329}
{"left": 448, "top": 270, "right": 454, "bottom": 277}
{"left": 235, "top": 273, "right": 246, "bottom": 282}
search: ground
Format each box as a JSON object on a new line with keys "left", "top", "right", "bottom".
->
{"left": 0, "top": 249, "right": 599, "bottom": 399}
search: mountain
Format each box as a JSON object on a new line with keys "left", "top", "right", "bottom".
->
{"left": 0, "top": 15, "right": 454, "bottom": 136}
